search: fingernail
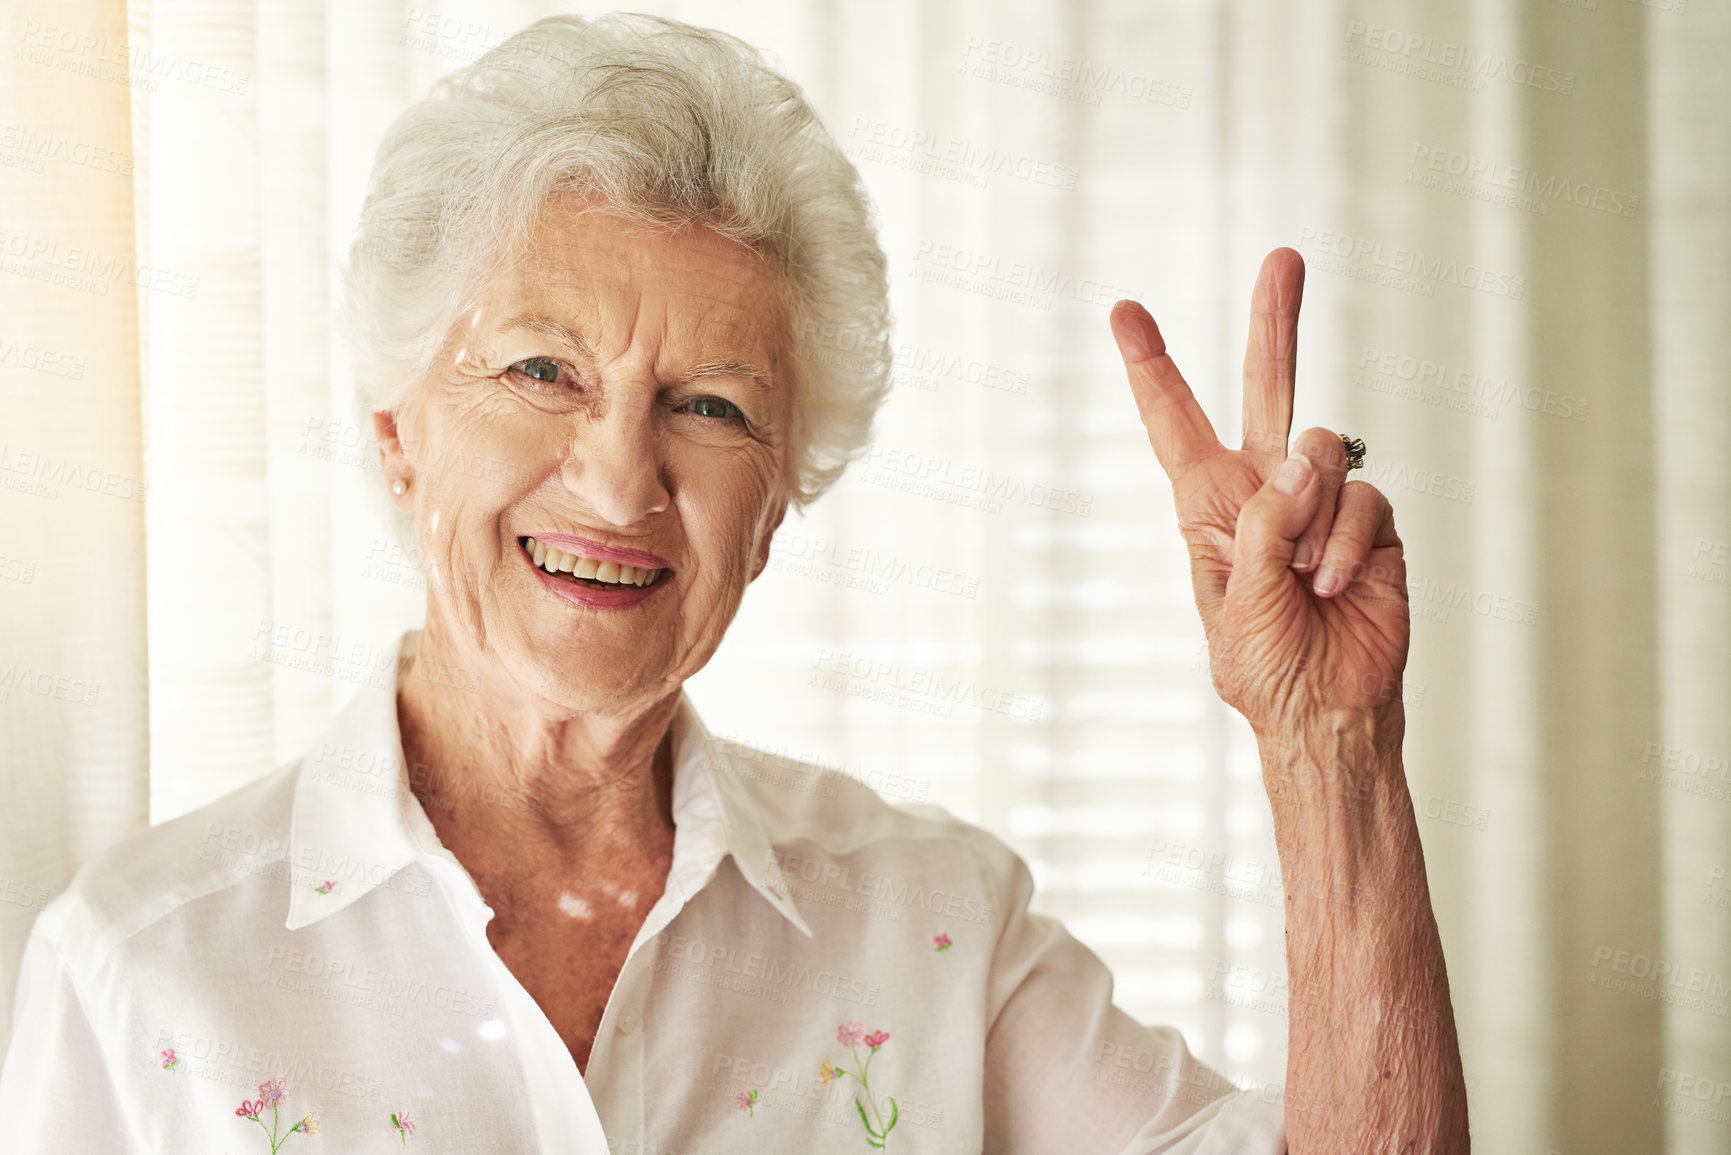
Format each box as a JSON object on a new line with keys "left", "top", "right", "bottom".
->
{"left": 1291, "top": 542, "right": 1314, "bottom": 571}
{"left": 1111, "top": 303, "right": 1155, "bottom": 361}
{"left": 1274, "top": 452, "right": 1312, "bottom": 496}
{"left": 1313, "top": 568, "right": 1338, "bottom": 596}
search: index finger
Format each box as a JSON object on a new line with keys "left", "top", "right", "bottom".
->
{"left": 1110, "top": 299, "right": 1223, "bottom": 479}
{"left": 1241, "top": 248, "right": 1304, "bottom": 457}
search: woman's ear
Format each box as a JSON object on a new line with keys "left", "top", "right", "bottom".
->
{"left": 372, "top": 407, "right": 414, "bottom": 509}
{"left": 749, "top": 495, "right": 790, "bottom": 582}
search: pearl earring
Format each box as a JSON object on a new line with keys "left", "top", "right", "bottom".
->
{"left": 391, "top": 478, "right": 408, "bottom": 496}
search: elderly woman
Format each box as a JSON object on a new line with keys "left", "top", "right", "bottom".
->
{"left": 0, "top": 14, "right": 1467, "bottom": 1155}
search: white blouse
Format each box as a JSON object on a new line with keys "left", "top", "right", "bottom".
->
{"left": 0, "top": 629, "right": 1286, "bottom": 1153}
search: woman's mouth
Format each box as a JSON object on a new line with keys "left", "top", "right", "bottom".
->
{"left": 518, "top": 536, "right": 666, "bottom": 590}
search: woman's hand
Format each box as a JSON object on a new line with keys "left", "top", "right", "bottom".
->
{"left": 1109, "top": 248, "right": 1409, "bottom": 737}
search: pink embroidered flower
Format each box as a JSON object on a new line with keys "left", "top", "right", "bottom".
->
{"left": 160, "top": 1047, "right": 180, "bottom": 1072}
{"left": 391, "top": 1110, "right": 417, "bottom": 1143}
{"left": 933, "top": 932, "right": 953, "bottom": 952}
{"left": 825, "top": 1023, "right": 900, "bottom": 1148}
{"left": 259, "top": 1078, "right": 288, "bottom": 1108}
{"left": 314, "top": 880, "right": 336, "bottom": 895}
{"left": 235, "top": 1099, "right": 263, "bottom": 1119}
{"left": 734, "top": 1089, "right": 759, "bottom": 1116}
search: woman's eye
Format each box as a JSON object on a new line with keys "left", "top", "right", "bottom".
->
{"left": 688, "top": 396, "right": 743, "bottom": 421}
{"left": 513, "top": 357, "right": 565, "bottom": 385}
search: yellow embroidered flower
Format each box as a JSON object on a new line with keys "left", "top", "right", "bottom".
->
{"left": 297, "top": 1112, "right": 320, "bottom": 1135}
{"left": 819, "top": 1060, "right": 836, "bottom": 1085}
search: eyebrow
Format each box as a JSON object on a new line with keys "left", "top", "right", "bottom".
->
{"left": 498, "top": 313, "right": 596, "bottom": 357}
{"left": 679, "top": 358, "right": 773, "bottom": 393}
{"left": 497, "top": 313, "right": 772, "bottom": 393}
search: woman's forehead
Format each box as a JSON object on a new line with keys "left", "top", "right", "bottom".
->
{"left": 491, "top": 209, "right": 786, "bottom": 359}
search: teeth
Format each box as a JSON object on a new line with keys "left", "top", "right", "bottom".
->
{"left": 522, "top": 537, "right": 661, "bottom": 588}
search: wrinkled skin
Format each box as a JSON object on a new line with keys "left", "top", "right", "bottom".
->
{"left": 372, "top": 195, "right": 795, "bottom": 1072}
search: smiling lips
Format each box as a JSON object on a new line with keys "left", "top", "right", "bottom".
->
{"left": 519, "top": 535, "right": 667, "bottom": 589}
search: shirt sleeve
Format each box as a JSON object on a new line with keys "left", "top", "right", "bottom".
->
{"left": 972, "top": 827, "right": 1287, "bottom": 1155}
{"left": 0, "top": 924, "right": 142, "bottom": 1153}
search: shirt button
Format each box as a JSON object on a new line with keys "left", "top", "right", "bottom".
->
{"left": 616, "top": 1009, "right": 640, "bottom": 1035}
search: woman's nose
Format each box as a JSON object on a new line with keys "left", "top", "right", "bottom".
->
{"left": 560, "top": 401, "right": 671, "bottom": 526}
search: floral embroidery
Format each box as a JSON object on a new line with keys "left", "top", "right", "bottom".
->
{"left": 313, "top": 880, "right": 337, "bottom": 895}
{"left": 823, "top": 1022, "right": 899, "bottom": 1149}
{"left": 160, "top": 1047, "right": 181, "bottom": 1072}
{"left": 933, "top": 932, "right": 952, "bottom": 952}
{"left": 233, "top": 1079, "right": 316, "bottom": 1152}
{"left": 391, "top": 1110, "right": 417, "bottom": 1143}
{"left": 734, "top": 1089, "right": 759, "bottom": 1117}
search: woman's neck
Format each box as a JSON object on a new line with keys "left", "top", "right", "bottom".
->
{"left": 394, "top": 625, "right": 679, "bottom": 877}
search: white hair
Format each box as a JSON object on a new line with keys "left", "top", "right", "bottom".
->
{"left": 340, "top": 12, "right": 891, "bottom": 515}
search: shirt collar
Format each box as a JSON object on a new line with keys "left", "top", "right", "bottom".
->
{"left": 286, "top": 628, "right": 810, "bottom": 938}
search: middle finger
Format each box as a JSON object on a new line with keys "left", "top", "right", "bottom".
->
{"left": 1240, "top": 248, "right": 1304, "bottom": 458}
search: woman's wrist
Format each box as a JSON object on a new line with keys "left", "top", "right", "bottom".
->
{"left": 1254, "top": 703, "right": 1406, "bottom": 793}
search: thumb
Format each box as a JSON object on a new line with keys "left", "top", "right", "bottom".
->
{"left": 1230, "top": 451, "right": 1323, "bottom": 594}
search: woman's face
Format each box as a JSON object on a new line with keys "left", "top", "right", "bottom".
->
{"left": 375, "top": 196, "right": 792, "bottom": 715}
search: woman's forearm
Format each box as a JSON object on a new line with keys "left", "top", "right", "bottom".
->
{"left": 1257, "top": 706, "right": 1470, "bottom": 1154}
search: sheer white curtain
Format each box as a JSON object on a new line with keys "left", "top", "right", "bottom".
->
{"left": 3, "top": 1, "right": 1728, "bottom": 1152}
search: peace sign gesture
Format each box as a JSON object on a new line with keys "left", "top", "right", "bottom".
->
{"left": 1109, "top": 248, "right": 1409, "bottom": 737}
